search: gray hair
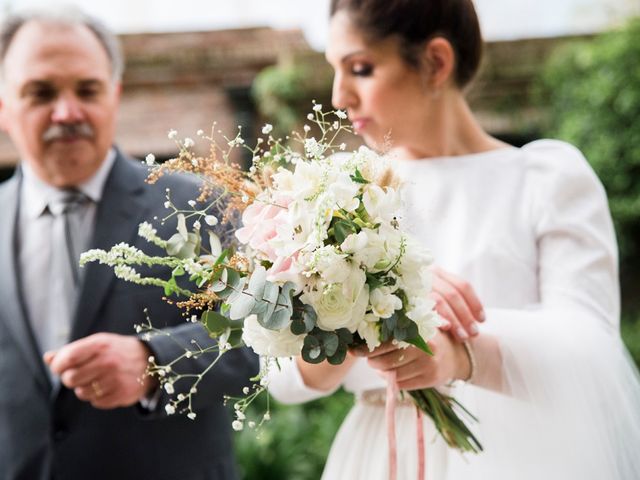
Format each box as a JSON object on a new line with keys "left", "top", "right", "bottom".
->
{"left": 0, "top": 6, "right": 124, "bottom": 82}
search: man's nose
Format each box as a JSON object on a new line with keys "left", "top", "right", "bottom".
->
{"left": 51, "top": 94, "right": 85, "bottom": 123}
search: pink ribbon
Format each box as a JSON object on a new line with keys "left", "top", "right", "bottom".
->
{"left": 385, "top": 371, "right": 399, "bottom": 480}
{"left": 385, "top": 371, "right": 426, "bottom": 480}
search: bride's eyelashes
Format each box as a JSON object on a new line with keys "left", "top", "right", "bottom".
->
{"left": 351, "top": 62, "right": 374, "bottom": 77}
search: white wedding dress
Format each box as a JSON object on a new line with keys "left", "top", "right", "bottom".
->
{"left": 267, "top": 140, "right": 640, "bottom": 479}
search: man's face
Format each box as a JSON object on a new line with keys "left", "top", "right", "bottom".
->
{"left": 0, "top": 21, "right": 120, "bottom": 187}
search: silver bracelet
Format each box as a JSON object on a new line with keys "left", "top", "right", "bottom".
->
{"left": 461, "top": 340, "right": 476, "bottom": 383}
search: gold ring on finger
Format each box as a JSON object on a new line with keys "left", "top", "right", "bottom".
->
{"left": 91, "top": 380, "right": 103, "bottom": 398}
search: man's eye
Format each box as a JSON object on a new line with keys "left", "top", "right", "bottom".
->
{"left": 77, "top": 88, "right": 98, "bottom": 99}
{"left": 30, "top": 89, "right": 55, "bottom": 102}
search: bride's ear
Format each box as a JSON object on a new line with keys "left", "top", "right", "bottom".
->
{"left": 422, "top": 37, "right": 456, "bottom": 89}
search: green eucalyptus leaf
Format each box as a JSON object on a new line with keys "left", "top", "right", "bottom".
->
{"left": 202, "top": 310, "right": 231, "bottom": 336}
{"left": 247, "top": 266, "right": 267, "bottom": 299}
{"left": 290, "top": 318, "right": 307, "bottom": 335}
{"left": 226, "top": 276, "right": 247, "bottom": 303}
{"left": 210, "top": 268, "right": 228, "bottom": 293}
{"left": 229, "top": 285, "right": 255, "bottom": 320}
{"left": 256, "top": 282, "right": 279, "bottom": 325}
{"left": 320, "top": 331, "right": 339, "bottom": 357}
{"left": 327, "top": 345, "right": 348, "bottom": 365}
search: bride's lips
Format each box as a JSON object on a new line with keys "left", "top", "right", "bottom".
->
{"left": 350, "top": 118, "right": 370, "bottom": 132}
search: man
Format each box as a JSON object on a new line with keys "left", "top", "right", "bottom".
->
{"left": 0, "top": 8, "right": 257, "bottom": 480}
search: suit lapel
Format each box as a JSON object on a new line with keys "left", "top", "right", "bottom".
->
{"left": 71, "top": 151, "right": 148, "bottom": 341}
{"left": 0, "top": 175, "right": 52, "bottom": 394}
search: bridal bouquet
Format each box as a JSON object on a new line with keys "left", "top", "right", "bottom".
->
{"left": 81, "top": 105, "right": 481, "bottom": 454}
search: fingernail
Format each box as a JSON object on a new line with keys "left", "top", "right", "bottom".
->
{"left": 478, "top": 311, "right": 486, "bottom": 322}
{"left": 440, "top": 319, "right": 451, "bottom": 330}
{"left": 456, "top": 327, "right": 469, "bottom": 340}
{"left": 469, "top": 323, "right": 479, "bottom": 336}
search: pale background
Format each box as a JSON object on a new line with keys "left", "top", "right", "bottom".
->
{"left": 3, "top": 0, "right": 640, "bottom": 49}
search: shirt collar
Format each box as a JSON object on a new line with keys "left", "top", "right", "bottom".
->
{"left": 20, "top": 148, "right": 117, "bottom": 219}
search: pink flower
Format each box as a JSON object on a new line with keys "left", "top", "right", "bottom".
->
{"left": 235, "top": 196, "right": 290, "bottom": 261}
{"left": 267, "top": 253, "right": 301, "bottom": 285}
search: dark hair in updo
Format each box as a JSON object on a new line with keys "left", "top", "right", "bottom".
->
{"left": 330, "top": 0, "right": 483, "bottom": 88}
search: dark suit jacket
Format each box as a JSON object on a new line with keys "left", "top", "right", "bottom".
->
{"left": 0, "top": 150, "right": 258, "bottom": 480}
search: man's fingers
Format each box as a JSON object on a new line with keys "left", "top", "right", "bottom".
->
{"left": 43, "top": 350, "right": 56, "bottom": 365}
{"left": 48, "top": 335, "right": 104, "bottom": 375}
{"left": 60, "top": 364, "right": 102, "bottom": 389}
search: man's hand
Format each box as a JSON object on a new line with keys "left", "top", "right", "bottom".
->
{"left": 44, "top": 333, "right": 158, "bottom": 409}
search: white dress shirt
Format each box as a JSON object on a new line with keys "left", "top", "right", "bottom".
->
{"left": 18, "top": 149, "right": 116, "bottom": 353}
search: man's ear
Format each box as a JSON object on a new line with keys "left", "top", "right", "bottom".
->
{"left": 422, "top": 37, "right": 455, "bottom": 89}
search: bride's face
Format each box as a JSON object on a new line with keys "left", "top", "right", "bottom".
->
{"left": 326, "top": 10, "right": 432, "bottom": 152}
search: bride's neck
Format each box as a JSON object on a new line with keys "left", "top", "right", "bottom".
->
{"left": 390, "top": 93, "right": 508, "bottom": 160}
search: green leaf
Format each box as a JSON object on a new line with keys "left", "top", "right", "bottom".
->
{"left": 256, "top": 281, "right": 279, "bottom": 326}
{"left": 229, "top": 280, "right": 256, "bottom": 320}
{"left": 333, "top": 219, "right": 357, "bottom": 244}
{"left": 247, "top": 265, "right": 267, "bottom": 299}
{"left": 202, "top": 310, "right": 231, "bottom": 336}
{"left": 210, "top": 268, "right": 229, "bottom": 293}
{"left": 263, "top": 281, "right": 295, "bottom": 330}
{"left": 350, "top": 168, "right": 370, "bottom": 184}
{"left": 320, "top": 331, "right": 339, "bottom": 357}
{"left": 366, "top": 272, "right": 383, "bottom": 290}
{"left": 407, "top": 335, "right": 433, "bottom": 356}
{"left": 214, "top": 248, "right": 230, "bottom": 267}
{"left": 327, "top": 344, "right": 348, "bottom": 365}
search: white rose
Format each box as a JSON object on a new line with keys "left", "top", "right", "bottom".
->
{"left": 370, "top": 287, "right": 403, "bottom": 319}
{"left": 357, "top": 313, "right": 381, "bottom": 351}
{"left": 242, "top": 314, "right": 305, "bottom": 357}
{"left": 301, "top": 266, "right": 369, "bottom": 332}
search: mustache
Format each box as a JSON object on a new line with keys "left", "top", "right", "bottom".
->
{"left": 42, "top": 123, "right": 94, "bottom": 142}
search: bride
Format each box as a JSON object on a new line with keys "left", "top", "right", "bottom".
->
{"left": 267, "top": 0, "right": 640, "bottom": 478}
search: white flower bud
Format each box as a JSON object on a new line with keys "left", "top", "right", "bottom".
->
{"left": 165, "top": 404, "right": 176, "bottom": 415}
{"left": 232, "top": 420, "right": 244, "bottom": 431}
{"left": 145, "top": 154, "right": 155, "bottom": 165}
